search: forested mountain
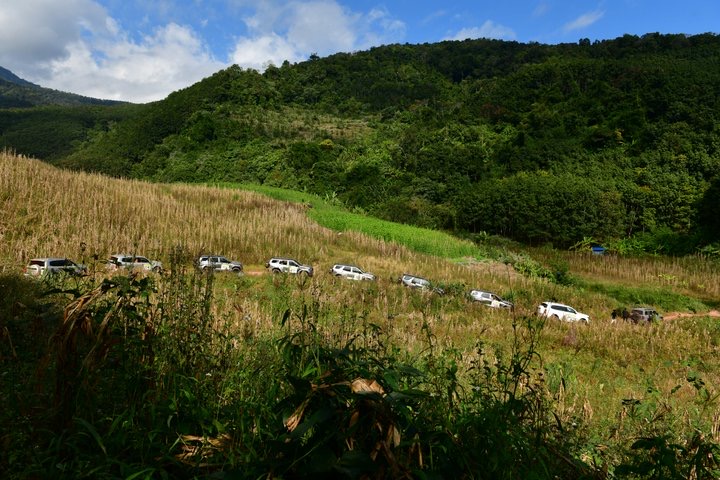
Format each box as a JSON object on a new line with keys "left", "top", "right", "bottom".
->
{"left": 3, "top": 33, "right": 720, "bottom": 251}
{"left": 0, "top": 66, "right": 124, "bottom": 108}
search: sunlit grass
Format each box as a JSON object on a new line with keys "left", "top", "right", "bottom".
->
{"left": 221, "top": 182, "right": 481, "bottom": 259}
{"left": 3, "top": 151, "right": 720, "bottom": 447}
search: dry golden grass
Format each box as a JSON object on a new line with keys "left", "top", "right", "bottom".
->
{"left": 0, "top": 151, "right": 375, "bottom": 269}
{"left": 534, "top": 248, "right": 720, "bottom": 300}
{"left": 3, "top": 150, "right": 720, "bottom": 436}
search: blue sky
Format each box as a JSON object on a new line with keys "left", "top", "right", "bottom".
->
{"left": 0, "top": 0, "right": 718, "bottom": 102}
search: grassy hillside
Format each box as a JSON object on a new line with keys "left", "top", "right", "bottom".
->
{"left": 2, "top": 151, "right": 720, "bottom": 477}
{"left": 3, "top": 34, "right": 720, "bottom": 252}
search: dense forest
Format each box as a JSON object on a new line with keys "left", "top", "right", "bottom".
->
{"left": 2, "top": 32, "right": 720, "bottom": 252}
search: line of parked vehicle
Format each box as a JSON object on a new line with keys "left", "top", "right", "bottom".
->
{"left": 24, "top": 253, "right": 667, "bottom": 325}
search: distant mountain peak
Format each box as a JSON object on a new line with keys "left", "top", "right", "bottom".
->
{"left": 0, "top": 66, "right": 38, "bottom": 87}
{"left": 0, "top": 65, "right": 125, "bottom": 108}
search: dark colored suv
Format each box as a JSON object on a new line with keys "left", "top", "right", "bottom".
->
{"left": 630, "top": 307, "right": 663, "bottom": 323}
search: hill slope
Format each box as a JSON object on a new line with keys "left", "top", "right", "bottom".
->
{"left": 2, "top": 150, "right": 720, "bottom": 478}
{"left": 3, "top": 33, "right": 720, "bottom": 250}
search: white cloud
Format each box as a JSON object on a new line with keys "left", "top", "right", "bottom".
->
{"left": 0, "top": 0, "right": 223, "bottom": 102}
{"left": 563, "top": 9, "right": 605, "bottom": 32}
{"left": 0, "top": 0, "right": 406, "bottom": 102}
{"left": 230, "top": 0, "right": 405, "bottom": 70}
{"left": 47, "top": 23, "right": 224, "bottom": 103}
{"left": 231, "top": 33, "right": 301, "bottom": 70}
{"left": 446, "top": 21, "right": 517, "bottom": 41}
{"left": 0, "top": 0, "right": 107, "bottom": 77}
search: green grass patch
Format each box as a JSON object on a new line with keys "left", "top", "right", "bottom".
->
{"left": 579, "top": 279, "right": 709, "bottom": 313}
{"left": 219, "top": 183, "right": 482, "bottom": 259}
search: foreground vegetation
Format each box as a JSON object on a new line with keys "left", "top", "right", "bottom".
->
{"left": 2, "top": 152, "right": 720, "bottom": 478}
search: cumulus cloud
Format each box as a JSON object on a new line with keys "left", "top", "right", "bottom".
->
{"left": 231, "top": 32, "right": 300, "bottom": 70}
{"left": 0, "top": 0, "right": 405, "bottom": 102}
{"left": 48, "top": 23, "right": 224, "bottom": 103}
{"left": 0, "top": 0, "right": 222, "bottom": 102}
{"left": 0, "top": 0, "right": 108, "bottom": 78}
{"left": 230, "top": 0, "right": 405, "bottom": 70}
{"left": 446, "top": 20, "right": 516, "bottom": 41}
{"left": 563, "top": 9, "right": 605, "bottom": 32}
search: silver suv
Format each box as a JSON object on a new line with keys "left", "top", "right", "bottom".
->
{"left": 197, "top": 255, "right": 243, "bottom": 274}
{"left": 24, "top": 257, "right": 87, "bottom": 277}
{"left": 401, "top": 274, "right": 444, "bottom": 294}
{"left": 401, "top": 273, "right": 431, "bottom": 289}
{"left": 265, "top": 257, "right": 313, "bottom": 276}
{"left": 469, "top": 290, "right": 513, "bottom": 309}
{"left": 106, "top": 254, "right": 163, "bottom": 273}
{"left": 537, "top": 302, "right": 589, "bottom": 323}
{"left": 330, "top": 264, "right": 375, "bottom": 281}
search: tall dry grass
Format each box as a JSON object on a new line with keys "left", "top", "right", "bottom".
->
{"left": 534, "top": 249, "right": 720, "bottom": 300}
{"left": 0, "top": 151, "right": 388, "bottom": 270}
{"left": 3, "top": 151, "right": 720, "bottom": 438}
{"left": 0, "top": 151, "right": 531, "bottom": 295}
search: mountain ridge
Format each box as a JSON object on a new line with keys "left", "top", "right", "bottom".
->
{"left": 0, "top": 66, "right": 125, "bottom": 107}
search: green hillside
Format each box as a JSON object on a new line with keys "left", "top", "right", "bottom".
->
{"left": 2, "top": 33, "right": 720, "bottom": 251}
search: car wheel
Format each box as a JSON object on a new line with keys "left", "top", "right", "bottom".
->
{"left": 152, "top": 266, "right": 162, "bottom": 273}
{"left": 272, "top": 268, "right": 281, "bottom": 274}
{"left": 551, "top": 314, "right": 560, "bottom": 321}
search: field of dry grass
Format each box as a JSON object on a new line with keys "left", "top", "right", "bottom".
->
{"left": 3, "top": 150, "right": 720, "bottom": 439}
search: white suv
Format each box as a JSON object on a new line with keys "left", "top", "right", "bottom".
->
{"left": 469, "top": 290, "right": 513, "bottom": 309}
{"left": 197, "top": 255, "right": 243, "bottom": 274}
{"left": 330, "top": 264, "right": 375, "bottom": 281}
{"left": 24, "top": 257, "right": 87, "bottom": 277}
{"left": 537, "top": 302, "right": 589, "bottom": 323}
{"left": 265, "top": 258, "right": 313, "bottom": 276}
{"left": 106, "top": 254, "right": 163, "bottom": 273}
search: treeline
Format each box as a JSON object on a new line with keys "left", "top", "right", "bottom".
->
{"left": 3, "top": 32, "right": 720, "bottom": 251}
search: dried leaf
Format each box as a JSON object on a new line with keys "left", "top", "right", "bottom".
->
{"left": 285, "top": 397, "right": 310, "bottom": 432}
{"left": 351, "top": 378, "right": 385, "bottom": 395}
